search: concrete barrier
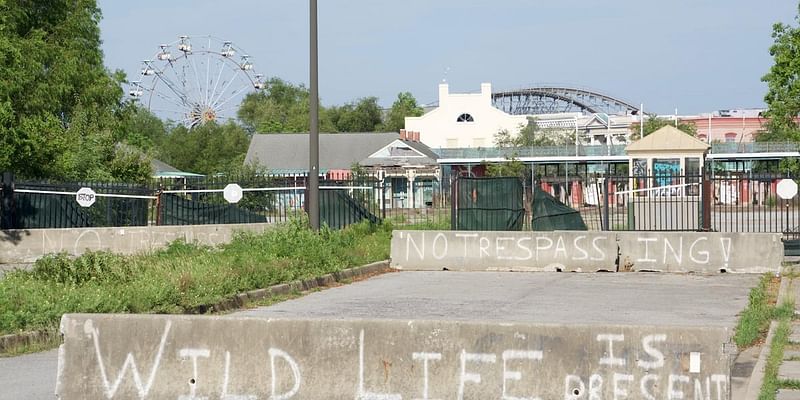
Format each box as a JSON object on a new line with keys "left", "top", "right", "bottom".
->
{"left": 57, "top": 313, "right": 732, "bottom": 400}
{"left": 391, "top": 230, "right": 783, "bottom": 274}
{"left": 617, "top": 231, "right": 783, "bottom": 274}
{"left": 390, "top": 230, "right": 618, "bottom": 272}
{"left": 0, "top": 223, "right": 273, "bottom": 264}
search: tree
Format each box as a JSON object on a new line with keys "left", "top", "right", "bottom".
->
{"left": 329, "top": 97, "right": 383, "bottom": 132}
{"left": 237, "top": 78, "right": 335, "bottom": 133}
{"left": 495, "top": 118, "right": 572, "bottom": 147}
{"left": 381, "top": 92, "right": 424, "bottom": 132}
{"left": 160, "top": 121, "right": 250, "bottom": 175}
{"left": 628, "top": 117, "right": 697, "bottom": 140}
{"left": 0, "top": 0, "right": 151, "bottom": 181}
{"left": 760, "top": 3, "right": 800, "bottom": 141}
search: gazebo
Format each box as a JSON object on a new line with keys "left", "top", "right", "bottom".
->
{"left": 626, "top": 125, "right": 710, "bottom": 178}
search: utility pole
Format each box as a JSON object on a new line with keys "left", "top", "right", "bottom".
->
{"left": 308, "top": 0, "right": 320, "bottom": 231}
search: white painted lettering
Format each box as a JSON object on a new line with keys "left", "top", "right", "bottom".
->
{"left": 458, "top": 350, "right": 496, "bottom": 400}
{"left": 589, "top": 374, "right": 603, "bottom": 400}
{"left": 222, "top": 351, "right": 256, "bottom": 400}
{"left": 479, "top": 237, "right": 491, "bottom": 258}
{"left": 668, "top": 375, "right": 690, "bottom": 400}
{"left": 640, "top": 374, "right": 658, "bottom": 400}
{"left": 178, "top": 348, "right": 210, "bottom": 400}
{"left": 689, "top": 238, "right": 710, "bottom": 264}
{"left": 554, "top": 236, "right": 567, "bottom": 259}
{"left": 496, "top": 237, "right": 515, "bottom": 260}
{"left": 711, "top": 375, "right": 727, "bottom": 400}
{"left": 573, "top": 236, "right": 589, "bottom": 261}
{"left": 694, "top": 377, "right": 710, "bottom": 400}
{"left": 591, "top": 237, "right": 607, "bottom": 261}
{"left": 535, "top": 237, "right": 553, "bottom": 261}
{"left": 637, "top": 334, "right": 666, "bottom": 369}
{"left": 502, "top": 350, "right": 543, "bottom": 400}
{"left": 455, "top": 233, "right": 478, "bottom": 258}
{"left": 269, "top": 348, "right": 301, "bottom": 400}
{"left": 515, "top": 237, "right": 533, "bottom": 261}
{"left": 412, "top": 352, "right": 442, "bottom": 400}
{"left": 637, "top": 238, "right": 658, "bottom": 262}
{"left": 432, "top": 233, "right": 448, "bottom": 260}
{"left": 597, "top": 334, "right": 625, "bottom": 366}
{"left": 406, "top": 233, "right": 424, "bottom": 261}
{"left": 663, "top": 237, "right": 683, "bottom": 264}
{"left": 357, "top": 330, "right": 401, "bottom": 400}
{"left": 564, "top": 375, "right": 585, "bottom": 400}
{"left": 86, "top": 319, "right": 171, "bottom": 399}
{"left": 613, "top": 373, "right": 634, "bottom": 400}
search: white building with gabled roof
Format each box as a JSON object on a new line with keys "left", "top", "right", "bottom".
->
{"left": 404, "top": 83, "right": 528, "bottom": 149}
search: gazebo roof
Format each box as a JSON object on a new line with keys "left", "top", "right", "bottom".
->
{"left": 627, "top": 125, "right": 710, "bottom": 153}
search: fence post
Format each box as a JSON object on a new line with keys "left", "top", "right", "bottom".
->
{"left": 1, "top": 172, "right": 14, "bottom": 230}
{"left": 701, "top": 174, "right": 712, "bottom": 231}
{"left": 602, "top": 176, "right": 610, "bottom": 231}
{"left": 450, "top": 174, "right": 458, "bottom": 230}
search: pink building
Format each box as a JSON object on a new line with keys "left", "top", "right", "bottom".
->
{"left": 682, "top": 115, "right": 767, "bottom": 143}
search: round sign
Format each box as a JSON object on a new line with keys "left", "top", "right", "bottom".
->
{"left": 777, "top": 179, "right": 798, "bottom": 200}
{"left": 76, "top": 187, "right": 96, "bottom": 207}
{"left": 223, "top": 183, "right": 243, "bottom": 204}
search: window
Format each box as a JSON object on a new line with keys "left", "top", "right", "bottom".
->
{"left": 724, "top": 132, "right": 737, "bottom": 143}
{"left": 472, "top": 138, "right": 485, "bottom": 147}
{"left": 446, "top": 138, "right": 458, "bottom": 147}
{"left": 456, "top": 113, "right": 474, "bottom": 122}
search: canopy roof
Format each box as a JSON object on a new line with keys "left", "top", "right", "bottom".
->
{"left": 627, "top": 125, "right": 710, "bottom": 153}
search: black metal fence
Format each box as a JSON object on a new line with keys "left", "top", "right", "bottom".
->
{"left": 0, "top": 173, "right": 452, "bottom": 230}
{"left": 2, "top": 170, "right": 799, "bottom": 236}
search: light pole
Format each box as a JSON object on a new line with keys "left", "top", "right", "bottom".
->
{"left": 308, "top": 0, "right": 320, "bottom": 231}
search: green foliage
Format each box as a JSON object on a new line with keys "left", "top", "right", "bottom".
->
{"left": 237, "top": 78, "right": 335, "bottom": 133}
{"left": 628, "top": 117, "right": 697, "bottom": 140}
{"left": 0, "top": 0, "right": 151, "bottom": 181}
{"left": 0, "top": 219, "right": 392, "bottom": 335}
{"left": 485, "top": 159, "right": 528, "bottom": 179}
{"left": 382, "top": 92, "right": 423, "bottom": 132}
{"left": 159, "top": 121, "right": 250, "bottom": 175}
{"left": 761, "top": 3, "right": 800, "bottom": 141}
{"left": 328, "top": 97, "right": 383, "bottom": 132}
{"left": 495, "top": 118, "right": 572, "bottom": 147}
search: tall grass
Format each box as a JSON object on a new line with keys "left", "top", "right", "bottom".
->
{"left": 0, "top": 219, "right": 392, "bottom": 335}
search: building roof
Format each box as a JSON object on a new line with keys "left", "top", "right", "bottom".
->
{"left": 626, "top": 125, "right": 710, "bottom": 153}
{"left": 150, "top": 159, "right": 204, "bottom": 178}
{"left": 244, "top": 133, "right": 438, "bottom": 171}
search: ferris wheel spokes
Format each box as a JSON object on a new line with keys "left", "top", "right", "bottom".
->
{"left": 130, "top": 35, "right": 264, "bottom": 128}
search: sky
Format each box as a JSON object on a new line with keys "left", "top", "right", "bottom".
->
{"left": 98, "top": 0, "right": 798, "bottom": 116}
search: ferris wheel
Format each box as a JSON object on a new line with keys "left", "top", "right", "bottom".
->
{"left": 128, "top": 35, "right": 265, "bottom": 128}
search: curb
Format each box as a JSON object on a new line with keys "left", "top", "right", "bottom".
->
{"left": 739, "top": 275, "right": 793, "bottom": 400}
{"left": 0, "top": 260, "right": 392, "bottom": 355}
{"left": 186, "top": 260, "right": 392, "bottom": 314}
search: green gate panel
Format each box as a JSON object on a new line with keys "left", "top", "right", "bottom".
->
{"left": 531, "top": 187, "right": 587, "bottom": 231}
{"left": 159, "top": 194, "right": 267, "bottom": 225}
{"left": 456, "top": 177, "right": 524, "bottom": 231}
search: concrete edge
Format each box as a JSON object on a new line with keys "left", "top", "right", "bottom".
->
{"left": 739, "top": 275, "right": 793, "bottom": 400}
{"left": 2, "top": 259, "right": 392, "bottom": 356}
{"left": 0, "top": 329, "right": 58, "bottom": 355}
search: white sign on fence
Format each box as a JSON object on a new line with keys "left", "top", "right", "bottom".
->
{"left": 777, "top": 179, "right": 798, "bottom": 200}
{"left": 75, "top": 187, "right": 96, "bottom": 207}
{"left": 223, "top": 183, "right": 243, "bottom": 204}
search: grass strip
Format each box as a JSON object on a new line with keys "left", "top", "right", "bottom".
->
{"left": 734, "top": 274, "right": 786, "bottom": 348}
{"left": 0, "top": 218, "right": 393, "bottom": 336}
{"left": 760, "top": 318, "right": 792, "bottom": 400}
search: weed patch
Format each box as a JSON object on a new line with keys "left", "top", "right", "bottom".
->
{"left": 0, "top": 219, "right": 392, "bottom": 336}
